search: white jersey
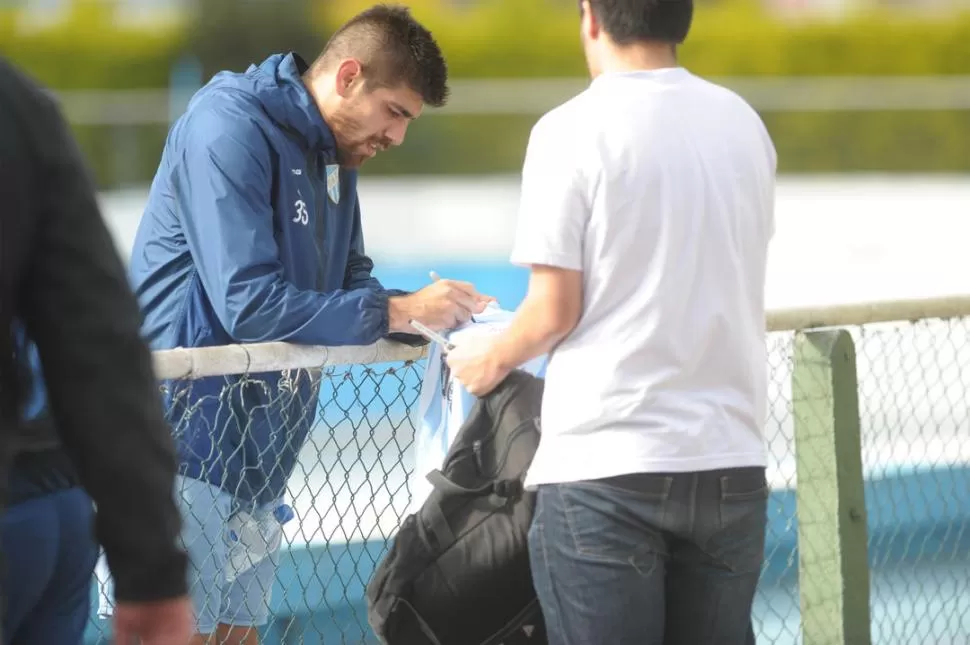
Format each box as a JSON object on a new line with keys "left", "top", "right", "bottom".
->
{"left": 410, "top": 304, "right": 547, "bottom": 512}
{"left": 510, "top": 67, "right": 776, "bottom": 488}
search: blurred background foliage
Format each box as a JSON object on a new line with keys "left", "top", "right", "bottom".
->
{"left": 2, "top": 0, "right": 968, "bottom": 186}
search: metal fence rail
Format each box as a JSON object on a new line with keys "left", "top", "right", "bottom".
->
{"left": 85, "top": 294, "right": 970, "bottom": 645}
{"left": 54, "top": 76, "right": 970, "bottom": 126}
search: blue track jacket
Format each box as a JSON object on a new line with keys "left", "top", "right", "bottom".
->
{"left": 129, "top": 53, "right": 413, "bottom": 505}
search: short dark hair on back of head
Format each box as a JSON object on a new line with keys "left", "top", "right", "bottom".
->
{"left": 587, "top": 0, "right": 694, "bottom": 47}
{"left": 314, "top": 4, "right": 449, "bottom": 108}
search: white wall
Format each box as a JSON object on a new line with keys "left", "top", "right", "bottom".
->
{"left": 100, "top": 174, "right": 970, "bottom": 310}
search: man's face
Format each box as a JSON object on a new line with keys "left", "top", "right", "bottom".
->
{"left": 329, "top": 76, "right": 423, "bottom": 169}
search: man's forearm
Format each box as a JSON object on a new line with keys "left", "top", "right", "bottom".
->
{"left": 491, "top": 296, "right": 575, "bottom": 371}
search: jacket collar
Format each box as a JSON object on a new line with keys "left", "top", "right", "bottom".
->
{"left": 252, "top": 52, "right": 337, "bottom": 155}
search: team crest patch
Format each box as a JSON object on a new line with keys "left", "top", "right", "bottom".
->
{"left": 325, "top": 164, "right": 340, "bottom": 204}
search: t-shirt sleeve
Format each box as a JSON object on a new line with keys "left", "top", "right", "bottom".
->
{"left": 509, "top": 114, "right": 589, "bottom": 271}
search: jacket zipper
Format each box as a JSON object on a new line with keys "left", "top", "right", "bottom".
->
{"left": 306, "top": 153, "right": 327, "bottom": 290}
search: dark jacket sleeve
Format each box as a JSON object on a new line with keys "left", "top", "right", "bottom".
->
{"left": 9, "top": 64, "right": 188, "bottom": 604}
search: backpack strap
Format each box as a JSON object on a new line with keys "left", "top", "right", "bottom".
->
{"left": 421, "top": 499, "right": 456, "bottom": 551}
{"left": 422, "top": 470, "right": 524, "bottom": 552}
{"left": 425, "top": 469, "right": 492, "bottom": 496}
{"left": 394, "top": 598, "right": 446, "bottom": 645}
{"left": 426, "top": 469, "right": 523, "bottom": 503}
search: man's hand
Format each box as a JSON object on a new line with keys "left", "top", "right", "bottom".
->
{"left": 445, "top": 335, "right": 512, "bottom": 397}
{"left": 388, "top": 279, "right": 492, "bottom": 333}
{"left": 113, "top": 597, "right": 194, "bottom": 645}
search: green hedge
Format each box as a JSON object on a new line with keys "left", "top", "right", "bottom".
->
{"left": 0, "top": 2, "right": 184, "bottom": 89}
{"left": 8, "top": 1, "right": 969, "bottom": 84}
{"left": 3, "top": 0, "right": 969, "bottom": 185}
{"left": 319, "top": 0, "right": 970, "bottom": 77}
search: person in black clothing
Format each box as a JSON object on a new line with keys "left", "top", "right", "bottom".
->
{"left": 0, "top": 58, "right": 193, "bottom": 644}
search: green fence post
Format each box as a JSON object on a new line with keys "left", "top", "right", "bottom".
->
{"left": 791, "top": 329, "right": 872, "bottom": 645}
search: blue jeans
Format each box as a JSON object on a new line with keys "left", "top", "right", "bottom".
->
{"left": 528, "top": 467, "right": 768, "bottom": 645}
{"left": 0, "top": 487, "right": 98, "bottom": 645}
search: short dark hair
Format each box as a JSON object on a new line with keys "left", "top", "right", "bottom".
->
{"left": 586, "top": 0, "right": 693, "bottom": 47}
{"left": 313, "top": 4, "right": 449, "bottom": 108}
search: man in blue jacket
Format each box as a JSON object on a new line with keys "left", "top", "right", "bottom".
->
{"left": 124, "top": 5, "right": 489, "bottom": 644}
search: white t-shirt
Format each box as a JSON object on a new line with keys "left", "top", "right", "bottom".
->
{"left": 410, "top": 304, "right": 547, "bottom": 512}
{"left": 510, "top": 67, "right": 777, "bottom": 489}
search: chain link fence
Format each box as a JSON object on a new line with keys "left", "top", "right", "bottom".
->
{"left": 756, "top": 330, "right": 800, "bottom": 644}
{"left": 85, "top": 312, "right": 970, "bottom": 644}
{"left": 754, "top": 314, "right": 970, "bottom": 645}
{"left": 854, "top": 317, "right": 970, "bottom": 644}
{"left": 89, "top": 353, "right": 426, "bottom": 645}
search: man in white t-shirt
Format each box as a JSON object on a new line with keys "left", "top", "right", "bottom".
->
{"left": 445, "top": 0, "right": 776, "bottom": 643}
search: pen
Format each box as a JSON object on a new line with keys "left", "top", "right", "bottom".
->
{"left": 409, "top": 318, "right": 456, "bottom": 351}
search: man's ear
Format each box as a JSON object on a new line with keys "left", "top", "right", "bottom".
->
{"left": 334, "top": 59, "right": 363, "bottom": 98}
{"left": 581, "top": 0, "right": 601, "bottom": 40}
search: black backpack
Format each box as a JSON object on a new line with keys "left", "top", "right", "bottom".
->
{"left": 366, "top": 370, "right": 547, "bottom": 645}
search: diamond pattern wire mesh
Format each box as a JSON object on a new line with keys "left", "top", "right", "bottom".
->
{"left": 755, "top": 317, "right": 970, "bottom": 645}
{"left": 853, "top": 317, "right": 970, "bottom": 645}
{"left": 756, "top": 330, "right": 800, "bottom": 645}
{"left": 86, "top": 318, "right": 970, "bottom": 644}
